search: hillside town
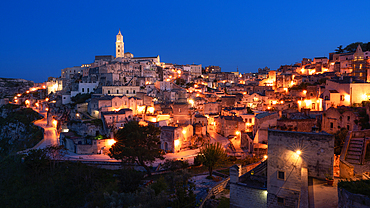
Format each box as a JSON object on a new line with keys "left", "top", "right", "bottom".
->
{"left": 2, "top": 31, "right": 370, "bottom": 207}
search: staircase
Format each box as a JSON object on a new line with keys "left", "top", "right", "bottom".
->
{"left": 346, "top": 138, "right": 364, "bottom": 164}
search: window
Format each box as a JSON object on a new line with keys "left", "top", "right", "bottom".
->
{"left": 133, "top": 90, "right": 135, "bottom": 94}
{"left": 330, "top": 122, "right": 333, "bottom": 129}
{"left": 347, "top": 116, "right": 350, "bottom": 121}
{"left": 347, "top": 125, "right": 350, "bottom": 130}
{"left": 277, "top": 171, "right": 285, "bottom": 180}
{"left": 118, "top": 50, "right": 120, "bottom": 52}
{"left": 340, "top": 95, "right": 344, "bottom": 101}
{"left": 117, "top": 90, "right": 119, "bottom": 94}
{"left": 126, "top": 90, "right": 129, "bottom": 94}
{"left": 108, "top": 90, "right": 110, "bottom": 94}
{"left": 312, "top": 103, "right": 315, "bottom": 110}
{"left": 249, "top": 118, "right": 252, "bottom": 123}
{"left": 179, "top": 108, "right": 181, "bottom": 113}
{"left": 82, "top": 88, "right": 84, "bottom": 92}
{"left": 87, "top": 88, "right": 89, "bottom": 93}
{"left": 277, "top": 197, "right": 284, "bottom": 204}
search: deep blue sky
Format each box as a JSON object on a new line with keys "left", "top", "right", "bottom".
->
{"left": 1, "top": 0, "right": 369, "bottom": 83}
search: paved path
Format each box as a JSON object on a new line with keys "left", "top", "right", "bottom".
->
{"left": 311, "top": 178, "right": 338, "bottom": 208}
{"left": 209, "top": 130, "right": 230, "bottom": 149}
{"left": 32, "top": 108, "right": 59, "bottom": 149}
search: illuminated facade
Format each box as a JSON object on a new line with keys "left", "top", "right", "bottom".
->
{"left": 116, "top": 30, "right": 124, "bottom": 58}
{"left": 351, "top": 44, "right": 369, "bottom": 82}
{"left": 321, "top": 77, "right": 370, "bottom": 110}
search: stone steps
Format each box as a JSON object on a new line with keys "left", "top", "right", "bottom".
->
{"left": 348, "top": 147, "right": 363, "bottom": 152}
{"left": 347, "top": 151, "right": 362, "bottom": 156}
{"left": 347, "top": 155, "right": 361, "bottom": 160}
{"left": 351, "top": 140, "right": 364, "bottom": 145}
{"left": 345, "top": 138, "right": 364, "bottom": 164}
{"left": 349, "top": 144, "right": 363, "bottom": 148}
{"left": 346, "top": 159, "right": 361, "bottom": 164}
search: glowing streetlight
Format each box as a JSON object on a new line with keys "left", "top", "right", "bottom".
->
{"left": 296, "top": 150, "right": 301, "bottom": 155}
{"left": 182, "top": 130, "right": 186, "bottom": 135}
{"left": 188, "top": 99, "right": 194, "bottom": 106}
{"left": 263, "top": 155, "right": 268, "bottom": 159}
{"left": 236, "top": 131, "right": 241, "bottom": 135}
{"left": 52, "top": 120, "right": 57, "bottom": 127}
{"left": 107, "top": 139, "right": 116, "bottom": 146}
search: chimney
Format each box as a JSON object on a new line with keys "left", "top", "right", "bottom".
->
{"left": 312, "top": 125, "right": 319, "bottom": 133}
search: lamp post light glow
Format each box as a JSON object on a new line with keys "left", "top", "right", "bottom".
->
{"left": 263, "top": 155, "right": 268, "bottom": 160}
{"left": 296, "top": 150, "right": 301, "bottom": 155}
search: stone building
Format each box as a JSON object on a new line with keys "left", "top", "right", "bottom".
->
{"left": 230, "top": 161, "right": 267, "bottom": 208}
{"left": 276, "top": 112, "right": 321, "bottom": 132}
{"left": 267, "top": 130, "right": 334, "bottom": 208}
{"left": 204, "top": 102, "right": 220, "bottom": 115}
{"left": 172, "top": 103, "right": 191, "bottom": 124}
{"left": 215, "top": 116, "right": 245, "bottom": 137}
{"left": 160, "top": 124, "right": 193, "bottom": 152}
{"left": 322, "top": 106, "right": 361, "bottom": 134}
{"left": 253, "top": 112, "right": 278, "bottom": 144}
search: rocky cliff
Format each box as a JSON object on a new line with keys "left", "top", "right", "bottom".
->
{"left": 0, "top": 104, "right": 44, "bottom": 158}
{"left": 0, "top": 77, "right": 34, "bottom": 98}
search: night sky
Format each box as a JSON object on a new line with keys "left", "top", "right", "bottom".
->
{"left": 1, "top": 0, "right": 369, "bottom": 83}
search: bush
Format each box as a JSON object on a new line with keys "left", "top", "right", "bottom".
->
{"left": 118, "top": 168, "right": 145, "bottom": 193}
{"left": 162, "top": 159, "right": 189, "bottom": 171}
{"left": 193, "top": 155, "right": 203, "bottom": 166}
{"left": 338, "top": 180, "right": 370, "bottom": 197}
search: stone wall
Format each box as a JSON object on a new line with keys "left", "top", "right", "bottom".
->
{"left": 267, "top": 129, "right": 334, "bottom": 208}
{"left": 339, "top": 159, "right": 354, "bottom": 179}
{"left": 229, "top": 161, "right": 265, "bottom": 208}
{"left": 230, "top": 183, "right": 267, "bottom": 208}
{"left": 338, "top": 187, "right": 370, "bottom": 208}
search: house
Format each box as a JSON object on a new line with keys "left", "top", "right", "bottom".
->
{"left": 267, "top": 129, "right": 334, "bottom": 207}
{"left": 60, "top": 132, "right": 116, "bottom": 154}
{"left": 321, "top": 76, "right": 370, "bottom": 110}
{"left": 160, "top": 124, "right": 193, "bottom": 152}
{"left": 253, "top": 112, "right": 278, "bottom": 144}
{"left": 215, "top": 116, "right": 245, "bottom": 137}
{"left": 276, "top": 111, "right": 321, "bottom": 132}
{"left": 204, "top": 102, "right": 220, "bottom": 115}
{"left": 172, "top": 103, "right": 191, "bottom": 124}
{"left": 101, "top": 109, "right": 133, "bottom": 130}
{"left": 322, "top": 106, "right": 362, "bottom": 134}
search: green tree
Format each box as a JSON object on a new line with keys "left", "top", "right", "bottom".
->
{"left": 118, "top": 168, "right": 145, "bottom": 193}
{"left": 334, "top": 128, "right": 348, "bottom": 155}
{"left": 335, "top": 45, "right": 344, "bottom": 54}
{"left": 198, "top": 142, "right": 227, "bottom": 177}
{"left": 344, "top": 42, "right": 363, "bottom": 53}
{"left": 109, "top": 121, "right": 164, "bottom": 176}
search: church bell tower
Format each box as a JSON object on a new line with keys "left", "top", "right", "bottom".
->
{"left": 116, "top": 30, "right": 124, "bottom": 58}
